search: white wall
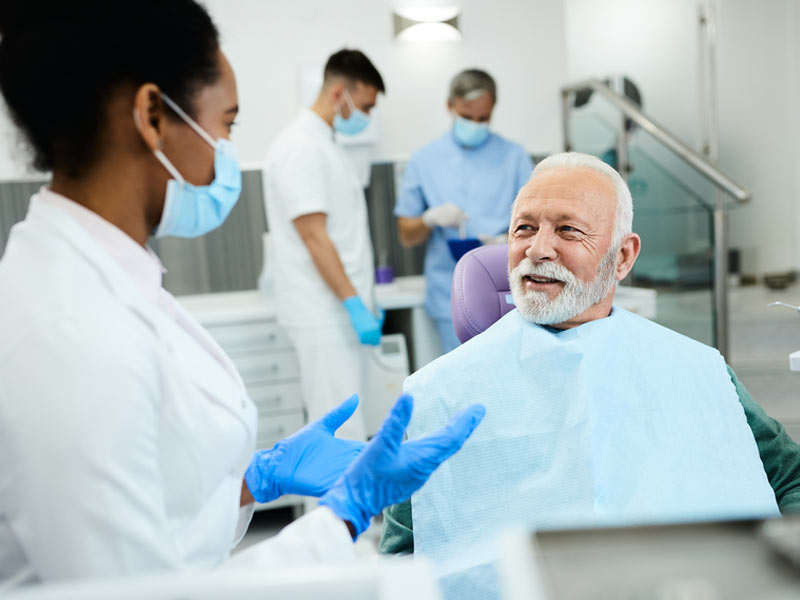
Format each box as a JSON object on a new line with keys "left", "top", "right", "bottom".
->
{"left": 203, "top": 0, "right": 567, "bottom": 165}
{"left": 563, "top": 0, "right": 800, "bottom": 276}
{"left": 564, "top": 0, "right": 706, "bottom": 147}
{"left": 0, "top": 103, "right": 38, "bottom": 180}
{"left": 0, "top": 0, "right": 567, "bottom": 178}
{"left": 717, "top": 0, "right": 800, "bottom": 274}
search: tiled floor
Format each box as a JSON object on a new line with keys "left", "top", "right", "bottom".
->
{"left": 240, "top": 282, "right": 800, "bottom": 548}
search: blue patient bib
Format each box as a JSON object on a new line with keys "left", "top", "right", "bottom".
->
{"left": 405, "top": 308, "right": 779, "bottom": 600}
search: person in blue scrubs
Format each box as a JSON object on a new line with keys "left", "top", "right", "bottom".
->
{"left": 394, "top": 69, "right": 534, "bottom": 352}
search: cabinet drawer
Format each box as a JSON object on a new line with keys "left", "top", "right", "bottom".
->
{"left": 206, "top": 321, "right": 292, "bottom": 354}
{"left": 256, "top": 411, "right": 306, "bottom": 449}
{"left": 229, "top": 351, "right": 300, "bottom": 384}
{"left": 249, "top": 381, "right": 303, "bottom": 415}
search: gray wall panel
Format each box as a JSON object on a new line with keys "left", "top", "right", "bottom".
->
{"left": 0, "top": 165, "right": 421, "bottom": 296}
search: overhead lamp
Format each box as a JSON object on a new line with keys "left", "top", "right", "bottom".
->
{"left": 393, "top": 6, "right": 461, "bottom": 42}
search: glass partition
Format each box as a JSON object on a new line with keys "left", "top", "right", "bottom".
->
{"left": 567, "top": 109, "right": 720, "bottom": 346}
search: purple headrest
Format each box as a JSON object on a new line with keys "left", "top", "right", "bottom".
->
{"left": 450, "top": 244, "right": 515, "bottom": 343}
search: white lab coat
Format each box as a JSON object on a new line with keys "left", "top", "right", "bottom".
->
{"left": 0, "top": 196, "right": 354, "bottom": 589}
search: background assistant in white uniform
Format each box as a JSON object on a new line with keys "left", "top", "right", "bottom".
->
{"left": 264, "top": 49, "right": 387, "bottom": 441}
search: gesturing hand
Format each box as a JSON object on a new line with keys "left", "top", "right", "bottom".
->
{"left": 245, "top": 395, "right": 365, "bottom": 503}
{"left": 320, "top": 394, "right": 485, "bottom": 537}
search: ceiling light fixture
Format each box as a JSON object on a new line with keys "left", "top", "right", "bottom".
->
{"left": 393, "top": 5, "right": 461, "bottom": 42}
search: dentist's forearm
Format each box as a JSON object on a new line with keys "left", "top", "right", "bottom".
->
{"left": 294, "top": 213, "right": 358, "bottom": 301}
{"left": 397, "top": 216, "right": 431, "bottom": 247}
{"left": 241, "top": 479, "right": 254, "bottom": 507}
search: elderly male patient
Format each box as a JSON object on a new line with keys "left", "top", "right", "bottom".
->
{"left": 380, "top": 152, "right": 800, "bottom": 599}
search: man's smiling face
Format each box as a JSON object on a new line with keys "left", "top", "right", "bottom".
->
{"left": 507, "top": 167, "right": 621, "bottom": 328}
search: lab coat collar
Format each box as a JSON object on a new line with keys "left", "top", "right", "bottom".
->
{"left": 24, "top": 196, "right": 255, "bottom": 438}
{"left": 35, "top": 187, "right": 167, "bottom": 305}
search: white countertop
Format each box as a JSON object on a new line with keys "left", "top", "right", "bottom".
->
{"left": 373, "top": 275, "right": 426, "bottom": 310}
{"left": 178, "top": 276, "right": 656, "bottom": 323}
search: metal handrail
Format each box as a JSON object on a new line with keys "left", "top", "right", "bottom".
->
{"left": 560, "top": 77, "right": 749, "bottom": 358}
{"left": 561, "top": 79, "right": 751, "bottom": 203}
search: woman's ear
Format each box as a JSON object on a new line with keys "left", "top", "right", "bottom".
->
{"left": 132, "top": 83, "right": 167, "bottom": 152}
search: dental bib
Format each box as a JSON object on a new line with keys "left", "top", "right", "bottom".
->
{"left": 405, "top": 307, "right": 779, "bottom": 600}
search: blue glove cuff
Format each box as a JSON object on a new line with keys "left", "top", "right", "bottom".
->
{"left": 244, "top": 447, "right": 286, "bottom": 504}
{"left": 319, "top": 482, "right": 372, "bottom": 538}
{"left": 343, "top": 296, "right": 361, "bottom": 311}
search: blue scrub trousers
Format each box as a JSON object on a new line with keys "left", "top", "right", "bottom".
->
{"left": 435, "top": 318, "right": 461, "bottom": 354}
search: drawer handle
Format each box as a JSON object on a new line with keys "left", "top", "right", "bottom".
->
{"left": 268, "top": 364, "right": 279, "bottom": 374}
{"left": 263, "top": 425, "right": 286, "bottom": 437}
{"left": 267, "top": 333, "right": 277, "bottom": 343}
{"left": 263, "top": 395, "right": 283, "bottom": 407}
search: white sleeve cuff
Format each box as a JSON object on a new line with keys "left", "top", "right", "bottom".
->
{"left": 225, "top": 506, "right": 355, "bottom": 571}
{"left": 232, "top": 502, "right": 256, "bottom": 548}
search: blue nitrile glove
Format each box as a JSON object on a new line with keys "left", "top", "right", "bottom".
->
{"left": 343, "top": 295, "right": 384, "bottom": 346}
{"left": 319, "top": 394, "right": 486, "bottom": 537}
{"left": 244, "top": 395, "right": 365, "bottom": 503}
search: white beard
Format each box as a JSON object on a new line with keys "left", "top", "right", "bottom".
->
{"left": 508, "top": 249, "right": 618, "bottom": 325}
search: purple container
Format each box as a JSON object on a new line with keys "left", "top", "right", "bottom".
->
{"left": 375, "top": 265, "right": 394, "bottom": 284}
{"left": 447, "top": 238, "right": 481, "bottom": 262}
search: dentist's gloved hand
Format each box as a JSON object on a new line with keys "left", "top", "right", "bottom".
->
{"left": 343, "top": 296, "right": 384, "bottom": 346}
{"left": 320, "top": 394, "right": 486, "bottom": 538}
{"left": 245, "top": 395, "right": 365, "bottom": 503}
{"left": 422, "top": 203, "right": 468, "bottom": 229}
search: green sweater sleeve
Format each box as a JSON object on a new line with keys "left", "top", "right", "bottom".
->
{"left": 728, "top": 365, "right": 800, "bottom": 514}
{"left": 380, "top": 500, "right": 414, "bottom": 554}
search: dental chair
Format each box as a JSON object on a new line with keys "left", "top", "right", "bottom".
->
{"left": 450, "top": 246, "right": 800, "bottom": 599}
{"left": 450, "top": 244, "right": 514, "bottom": 344}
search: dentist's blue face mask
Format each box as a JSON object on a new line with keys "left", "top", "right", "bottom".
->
{"left": 334, "top": 89, "right": 370, "bottom": 136}
{"left": 144, "top": 93, "right": 242, "bottom": 238}
{"left": 453, "top": 115, "right": 490, "bottom": 148}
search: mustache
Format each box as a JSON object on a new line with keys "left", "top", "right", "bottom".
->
{"left": 510, "top": 258, "right": 576, "bottom": 283}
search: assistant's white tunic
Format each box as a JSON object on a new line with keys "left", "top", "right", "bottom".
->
{"left": 0, "top": 190, "right": 353, "bottom": 590}
{"left": 263, "top": 109, "right": 377, "bottom": 440}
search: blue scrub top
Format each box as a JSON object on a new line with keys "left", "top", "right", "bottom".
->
{"left": 395, "top": 131, "right": 534, "bottom": 321}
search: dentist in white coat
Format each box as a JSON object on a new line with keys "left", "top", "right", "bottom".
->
{"left": 0, "top": 0, "right": 484, "bottom": 590}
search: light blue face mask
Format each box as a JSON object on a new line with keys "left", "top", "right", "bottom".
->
{"left": 334, "top": 89, "right": 370, "bottom": 136}
{"left": 147, "top": 93, "right": 242, "bottom": 239}
{"left": 453, "top": 115, "right": 490, "bottom": 148}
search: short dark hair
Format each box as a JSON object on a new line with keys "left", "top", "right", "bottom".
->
{"left": 324, "top": 49, "right": 385, "bottom": 94}
{"left": 0, "top": 0, "right": 221, "bottom": 176}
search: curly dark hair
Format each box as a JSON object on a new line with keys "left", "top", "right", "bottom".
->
{"left": 0, "top": 0, "right": 221, "bottom": 177}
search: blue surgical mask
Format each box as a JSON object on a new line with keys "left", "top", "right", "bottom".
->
{"left": 145, "top": 93, "right": 242, "bottom": 239}
{"left": 334, "top": 89, "right": 370, "bottom": 136}
{"left": 453, "top": 115, "right": 490, "bottom": 148}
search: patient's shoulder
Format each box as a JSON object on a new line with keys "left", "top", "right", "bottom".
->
{"left": 615, "top": 307, "right": 722, "bottom": 357}
{"left": 405, "top": 310, "right": 523, "bottom": 389}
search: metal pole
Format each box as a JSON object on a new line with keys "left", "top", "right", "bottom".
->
{"left": 703, "top": 0, "right": 728, "bottom": 357}
{"left": 617, "top": 112, "right": 629, "bottom": 183}
{"left": 713, "top": 205, "right": 729, "bottom": 356}
{"left": 561, "top": 91, "right": 572, "bottom": 151}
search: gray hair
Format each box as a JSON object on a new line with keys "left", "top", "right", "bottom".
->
{"left": 529, "top": 152, "right": 633, "bottom": 246}
{"left": 448, "top": 69, "right": 496, "bottom": 104}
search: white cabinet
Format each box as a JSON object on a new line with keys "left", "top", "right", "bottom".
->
{"left": 178, "top": 291, "right": 306, "bottom": 512}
